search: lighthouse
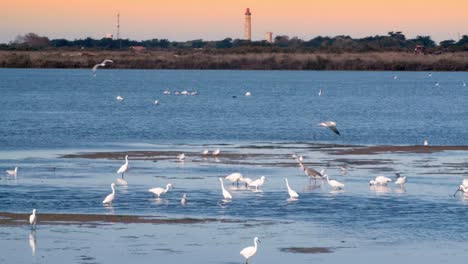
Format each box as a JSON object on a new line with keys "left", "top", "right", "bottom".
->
{"left": 244, "top": 8, "right": 251, "bottom": 41}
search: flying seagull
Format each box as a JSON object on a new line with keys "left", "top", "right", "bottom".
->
{"left": 92, "top": 59, "right": 114, "bottom": 76}
{"left": 319, "top": 121, "right": 340, "bottom": 135}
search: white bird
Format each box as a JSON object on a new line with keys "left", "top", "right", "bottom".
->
{"left": 423, "top": 139, "right": 429, "bottom": 146}
{"left": 225, "top": 172, "right": 244, "bottom": 186}
{"left": 325, "top": 174, "right": 344, "bottom": 190}
{"left": 116, "top": 155, "right": 129, "bottom": 178}
{"left": 5, "top": 166, "right": 18, "bottom": 176}
{"left": 181, "top": 91, "right": 189, "bottom": 95}
{"left": 319, "top": 121, "right": 340, "bottom": 135}
{"left": 249, "top": 176, "right": 266, "bottom": 191}
{"left": 393, "top": 75, "right": 398, "bottom": 80}
{"left": 174, "top": 91, "right": 180, "bottom": 95}
{"left": 435, "top": 82, "right": 440, "bottom": 87}
{"left": 240, "top": 177, "right": 253, "bottom": 187}
{"left": 29, "top": 209, "right": 37, "bottom": 229}
{"left": 154, "top": 100, "right": 159, "bottom": 105}
{"left": 92, "top": 59, "right": 113, "bottom": 75}
{"left": 116, "top": 95, "right": 124, "bottom": 101}
{"left": 369, "top": 175, "right": 392, "bottom": 186}
{"left": 149, "top": 183, "right": 173, "bottom": 198}
{"left": 163, "top": 90, "right": 171, "bottom": 95}
{"left": 284, "top": 178, "right": 299, "bottom": 199}
{"left": 190, "top": 91, "right": 198, "bottom": 95}
{"left": 102, "top": 183, "right": 116, "bottom": 204}
{"left": 395, "top": 176, "right": 407, "bottom": 186}
{"left": 245, "top": 91, "right": 251, "bottom": 96}
{"left": 181, "top": 193, "right": 187, "bottom": 205}
{"left": 177, "top": 153, "right": 185, "bottom": 161}
{"left": 453, "top": 184, "right": 468, "bottom": 197}
{"left": 463, "top": 82, "right": 466, "bottom": 87}
{"left": 202, "top": 149, "right": 209, "bottom": 155}
{"left": 318, "top": 89, "right": 323, "bottom": 96}
{"left": 212, "top": 149, "right": 221, "bottom": 156}
{"left": 240, "top": 237, "right": 260, "bottom": 263}
{"left": 219, "top": 178, "right": 232, "bottom": 199}
{"left": 428, "top": 73, "right": 432, "bottom": 77}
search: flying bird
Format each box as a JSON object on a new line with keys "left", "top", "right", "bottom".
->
{"left": 92, "top": 59, "right": 113, "bottom": 76}
{"left": 319, "top": 121, "right": 340, "bottom": 135}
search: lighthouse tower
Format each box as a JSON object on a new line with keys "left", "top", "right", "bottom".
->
{"left": 244, "top": 8, "right": 251, "bottom": 41}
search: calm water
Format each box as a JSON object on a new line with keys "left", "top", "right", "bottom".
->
{"left": 0, "top": 69, "right": 468, "bottom": 264}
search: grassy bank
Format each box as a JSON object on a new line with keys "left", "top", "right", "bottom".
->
{"left": 0, "top": 50, "right": 467, "bottom": 71}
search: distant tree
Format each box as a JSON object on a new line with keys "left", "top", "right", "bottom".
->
{"left": 412, "top": 36, "right": 436, "bottom": 47}
{"left": 14, "top": 33, "right": 49, "bottom": 48}
{"left": 274, "top": 35, "right": 290, "bottom": 47}
{"left": 216, "top": 38, "right": 233, "bottom": 49}
{"left": 440, "top": 40, "right": 456, "bottom": 48}
{"left": 190, "top": 39, "right": 205, "bottom": 48}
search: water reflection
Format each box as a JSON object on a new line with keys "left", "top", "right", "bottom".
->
{"left": 28, "top": 230, "right": 36, "bottom": 256}
{"left": 394, "top": 186, "right": 406, "bottom": 194}
{"left": 370, "top": 185, "right": 391, "bottom": 194}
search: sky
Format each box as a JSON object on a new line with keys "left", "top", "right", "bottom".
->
{"left": 1, "top": 0, "right": 467, "bottom": 44}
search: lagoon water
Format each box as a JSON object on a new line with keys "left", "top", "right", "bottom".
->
{"left": 0, "top": 69, "right": 468, "bottom": 264}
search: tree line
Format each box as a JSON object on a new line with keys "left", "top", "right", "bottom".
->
{"left": 1, "top": 31, "right": 467, "bottom": 53}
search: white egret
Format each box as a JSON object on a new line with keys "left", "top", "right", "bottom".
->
{"left": 369, "top": 175, "right": 392, "bottom": 186}
{"left": 395, "top": 176, "right": 407, "bottom": 186}
{"left": 435, "top": 82, "right": 440, "bottom": 87}
{"left": 29, "top": 209, "right": 37, "bottom": 229}
{"left": 423, "top": 139, "right": 429, "bottom": 146}
{"left": 284, "top": 178, "right": 299, "bottom": 199}
{"left": 92, "top": 59, "right": 113, "bottom": 76}
{"left": 181, "top": 91, "right": 189, "bottom": 95}
{"left": 240, "top": 237, "right": 260, "bottom": 264}
{"left": 245, "top": 91, "right": 251, "bottom": 96}
{"left": 5, "top": 166, "right": 18, "bottom": 176}
{"left": 393, "top": 75, "right": 398, "bottom": 80}
{"left": 325, "top": 174, "right": 344, "bottom": 190}
{"left": 116, "top": 155, "right": 129, "bottom": 178}
{"left": 240, "top": 177, "right": 253, "bottom": 187}
{"left": 177, "top": 153, "right": 185, "bottom": 162}
{"left": 190, "top": 91, "right": 198, "bottom": 95}
{"left": 453, "top": 179, "right": 468, "bottom": 197}
{"left": 249, "top": 176, "right": 266, "bottom": 191}
{"left": 149, "top": 183, "right": 173, "bottom": 198}
{"left": 163, "top": 90, "right": 171, "bottom": 95}
{"left": 225, "top": 172, "right": 244, "bottom": 186}
{"left": 181, "top": 193, "right": 187, "bottom": 205}
{"left": 202, "top": 149, "right": 209, "bottom": 155}
{"left": 219, "top": 178, "right": 232, "bottom": 199}
{"left": 463, "top": 82, "right": 466, "bottom": 87}
{"left": 116, "top": 95, "right": 124, "bottom": 101}
{"left": 318, "top": 89, "right": 322, "bottom": 96}
{"left": 212, "top": 149, "right": 221, "bottom": 156}
{"left": 154, "top": 100, "right": 159, "bottom": 105}
{"left": 102, "top": 183, "right": 116, "bottom": 204}
{"left": 319, "top": 121, "right": 340, "bottom": 135}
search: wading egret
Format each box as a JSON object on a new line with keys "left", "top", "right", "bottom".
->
{"left": 29, "top": 209, "right": 37, "bottom": 229}
{"left": 219, "top": 178, "right": 232, "bottom": 199}
{"left": 5, "top": 167, "right": 18, "bottom": 176}
{"left": 181, "top": 193, "right": 187, "bottom": 205}
{"left": 177, "top": 153, "right": 185, "bottom": 161}
{"left": 149, "top": 183, "right": 173, "bottom": 198}
{"left": 325, "top": 174, "right": 344, "bottom": 190}
{"left": 395, "top": 174, "right": 407, "bottom": 186}
{"left": 369, "top": 175, "right": 392, "bottom": 186}
{"left": 240, "top": 237, "right": 260, "bottom": 264}
{"left": 102, "top": 183, "right": 116, "bottom": 204}
{"left": 212, "top": 149, "right": 221, "bottom": 156}
{"left": 249, "top": 176, "right": 266, "bottom": 191}
{"left": 225, "top": 172, "right": 244, "bottom": 186}
{"left": 116, "top": 155, "right": 129, "bottom": 178}
{"left": 284, "top": 178, "right": 299, "bottom": 199}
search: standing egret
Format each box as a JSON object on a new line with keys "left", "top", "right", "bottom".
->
{"left": 29, "top": 209, "right": 37, "bottom": 229}
{"left": 154, "top": 100, "right": 159, "bottom": 105}
{"left": 453, "top": 179, "right": 468, "bottom": 197}
{"left": 369, "top": 175, "right": 392, "bottom": 185}
{"left": 245, "top": 91, "right": 251, "bottom": 96}
{"left": 225, "top": 172, "right": 244, "bottom": 186}
{"left": 240, "top": 237, "right": 260, "bottom": 264}
{"left": 395, "top": 175, "right": 407, "bottom": 186}
{"left": 319, "top": 121, "right": 340, "bottom": 135}
{"left": 212, "top": 149, "right": 221, "bottom": 156}
{"left": 177, "top": 153, "right": 185, "bottom": 162}
{"left": 92, "top": 59, "right": 113, "bottom": 76}
{"left": 149, "top": 183, "right": 173, "bottom": 198}
{"left": 318, "top": 89, "right": 323, "bottom": 96}
{"left": 325, "top": 174, "right": 344, "bottom": 190}
{"left": 219, "top": 178, "right": 232, "bottom": 200}
{"left": 249, "top": 176, "right": 266, "bottom": 191}
{"left": 102, "top": 183, "right": 116, "bottom": 204}
{"left": 284, "top": 178, "right": 299, "bottom": 199}
{"left": 5, "top": 166, "right": 18, "bottom": 176}
{"left": 116, "top": 155, "right": 129, "bottom": 179}
{"left": 423, "top": 139, "right": 429, "bottom": 146}
{"left": 202, "top": 149, "right": 209, "bottom": 155}
{"left": 181, "top": 193, "right": 187, "bottom": 205}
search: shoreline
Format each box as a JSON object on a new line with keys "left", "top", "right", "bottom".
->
{"left": 1, "top": 51, "right": 467, "bottom": 71}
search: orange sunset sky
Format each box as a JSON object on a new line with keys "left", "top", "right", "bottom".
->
{"left": 1, "top": 0, "right": 467, "bottom": 43}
